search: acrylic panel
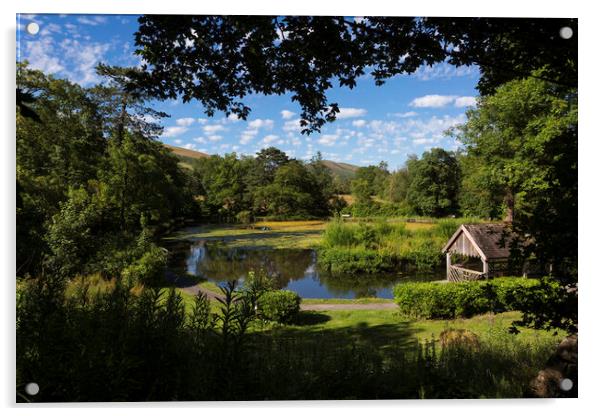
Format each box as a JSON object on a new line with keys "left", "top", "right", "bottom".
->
{"left": 16, "top": 14, "right": 578, "bottom": 402}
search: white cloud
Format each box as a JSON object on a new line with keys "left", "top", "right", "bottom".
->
{"left": 248, "top": 118, "right": 274, "bottom": 129}
{"left": 392, "top": 111, "right": 418, "bottom": 118}
{"left": 410, "top": 95, "right": 457, "bottom": 108}
{"left": 240, "top": 129, "right": 259, "bottom": 144}
{"left": 352, "top": 119, "right": 367, "bottom": 128}
{"left": 454, "top": 96, "right": 477, "bottom": 107}
{"left": 39, "top": 23, "right": 62, "bottom": 37}
{"left": 318, "top": 134, "right": 339, "bottom": 146}
{"left": 162, "top": 126, "right": 188, "bottom": 138}
{"left": 261, "top": 134, "right": 279, "bottom": 145}
{"left": 227, "top": 113, "right": 241, "bottom": 122}
{"left": 23, "top": 37, "right": 64, "bottom": 74}
{"left": 203, "top": 124, "right": 226, "bottom": 133}
{"left": 174, "top": 139, "right": 183, "bottom": 145}
{"left": 182, "top": 143, "right": 198, "bottom": 150}
{"left": 412, "top": 138, "right": 437, "bottom": 145}
{"left": 337, "top": 107, "right": 367, "bottom": 119}
{"left": 409, "top": 95, "right": 478, "bottom": 109}
{"left": 280, "top": 110, "right": 296, "bottom": 120}
{"left": 176, "top": 117, "right": 195, "bottom": 127}
{"left": 76, "top": 16, "right": 107, "bottom": 26}
{"left": 413, "top": 63, "right": 478, "bottom": 81}
{"left": 193, "top": 137, "right": 206, "bottom": 144}
{"left": 283, "top": 119, "right": 303, "bottom": 133}
{"left": 207, "top": 135, "right": 222, "bottom": 142}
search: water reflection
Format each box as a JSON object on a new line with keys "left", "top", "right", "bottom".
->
{"left": 168, "top": 241, "right": 444, "bottom": 299}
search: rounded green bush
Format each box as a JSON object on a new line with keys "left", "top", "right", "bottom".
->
{"left": 258, "top": 290, "right": 301, "bottom": 324}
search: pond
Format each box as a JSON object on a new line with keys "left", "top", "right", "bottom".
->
{"left": 167, "top": 240, "right": 445, "bottom": 299}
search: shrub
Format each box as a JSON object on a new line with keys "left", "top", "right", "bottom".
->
{"left": 318, "top": 247, "right": 396, "bottom": 274}
{"left": 393, "top": 277, "right": 540, "bottom": 319}
{"left": 322, "top": 219, "right": 358, "bottom": 247}
{"left": 235, "top": 210, "right": 253, "bottom": 225}
{"left": 258, "top": 290, "right": 301, "bottom": 324}
{"left": 121, "top": 244, "right": 168, "bottom": 285}
{"left": 407, "top": 240, "right": 442, "bottom": 270}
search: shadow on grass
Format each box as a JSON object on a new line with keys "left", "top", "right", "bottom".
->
{"left": 264, "top": 315, "right": 420, "bottom": 352}
{"left": 294, "top": 311, "right": 332, "bottom": 326}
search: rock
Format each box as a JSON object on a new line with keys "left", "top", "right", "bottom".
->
{"left": 527, "top": 334, "right": 577, "bottom": 398}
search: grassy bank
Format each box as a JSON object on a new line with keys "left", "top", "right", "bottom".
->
{"left": 318, "top": 217, "right": 481, "bottom": 274}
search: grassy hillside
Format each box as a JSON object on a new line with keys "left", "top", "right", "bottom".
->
{"left": 164, "top": 144, "right": 209, "bottom": 169}
{"left": 164, "top": 143, "right": 358, "bottom": 179}
{"left": 320, "top": 160, "right": 359, "bottom": 180}
{"left": 164, "top": 144, "right": 210, "bottom": 160}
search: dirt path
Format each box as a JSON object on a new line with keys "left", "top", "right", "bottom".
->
{"left": 165, "top": 270, "right": 222, "bottom": 300}
{"left": 300, "top": 303, "right": 397, "bottom": 311}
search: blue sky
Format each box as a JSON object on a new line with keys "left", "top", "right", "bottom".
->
{"left": 17, "top": 13, "right": 480, "bottom": 169}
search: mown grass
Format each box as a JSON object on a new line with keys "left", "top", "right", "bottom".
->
{"left": 258, "top": 308, "right": 563, "bottom": 356}
{"left": 301, "top": 297, "right": 393, "bottom": 305}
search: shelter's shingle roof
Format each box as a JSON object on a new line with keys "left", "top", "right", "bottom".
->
{"left": 461, "top": 223, "right": 517, "bottom": 260}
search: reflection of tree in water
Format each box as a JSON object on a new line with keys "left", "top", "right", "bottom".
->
{"left": 167, "top": 241, "right": 446, "bottom": 297}
{"left": 193, "top": 243, "right": 314, "bottom": 288}
{"left": 317, "top": 267, "right": 447, "bottom": 298}
{"left": 317, "top": 272, "right": 396, "bottom": 298}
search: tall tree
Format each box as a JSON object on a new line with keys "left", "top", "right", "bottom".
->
{"left": 16, "top": 64, "right": 106, "bottom": 274}
{"left": 453, "top": 75, "right": 577, "bottom": 332}
{"left": 131, "top": 16, "right": 576, "bottom": 133}
{"left": 406, "top": 148, "right": 461, "bottom": 217}
{"left": 453, "top": 75, "right": 577, "bottom": 277}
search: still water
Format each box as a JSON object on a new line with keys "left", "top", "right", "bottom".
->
{"left": 168, "top": 241, "right": 445, "bottom": 299}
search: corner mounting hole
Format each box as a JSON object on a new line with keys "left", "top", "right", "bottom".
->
{"left": 559, "top": 378, "right": 573, "bottom": 391}
{"left": 25, "top": 382, "right": 39, "bottom": 396}
{"left": 26, "top": 22, "right": 40, "bottom": 35}
{"left": 559, "top": 27, "right": 573, "bottom": 40}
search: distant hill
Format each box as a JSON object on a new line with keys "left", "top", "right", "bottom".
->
{"left": 320, "top": 160, "right": 359, "bottom": 181}
{"left": 164, "top": 144, "right": 210, "bottom": 160}
{"left": 164, "top": 144, "right": 358, "bottom": 179}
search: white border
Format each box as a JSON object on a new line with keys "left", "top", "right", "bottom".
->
{"left": 2, "top": 1, "right": 599, "bottom": 415}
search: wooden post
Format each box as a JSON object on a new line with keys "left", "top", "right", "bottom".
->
{"left": 482, "top": 258, "right": 489, "bottom": 279}
{"left": 446, "top": 252, "right": 451, "bottom": 281}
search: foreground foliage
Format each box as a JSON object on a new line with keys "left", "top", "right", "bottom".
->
{"left": 17, "top": 276, "right": 559, "bottom": 401}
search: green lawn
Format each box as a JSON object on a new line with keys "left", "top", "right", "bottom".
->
{"left": 176, "top": 284, "right": 562, "bottom": 354}
{"left": 262, "top": 309, "right": 562, "bottom": 349}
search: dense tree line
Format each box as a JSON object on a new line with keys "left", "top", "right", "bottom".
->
{"left": 348, "top": 149, "right": 462, "bottom": 218}
{"left": 16, "top": 63, "right": 195, "bottom": 280}
{"left": 190, "top": 149, "right": 341, "bottom": 222}
{"left": 16, "top": 63, "right": 342, "bottom": 280}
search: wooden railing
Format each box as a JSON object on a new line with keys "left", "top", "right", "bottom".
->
{"left": 448, "top": 265, "right": 485, "bottom": 282}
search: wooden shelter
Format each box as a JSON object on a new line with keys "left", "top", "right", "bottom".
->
{"left": 442, "top": 223, "right": 520, "bottom": 282}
